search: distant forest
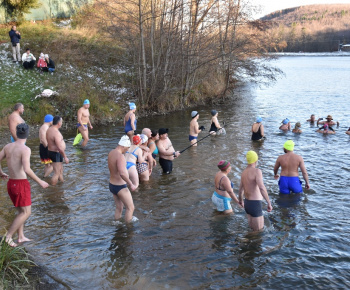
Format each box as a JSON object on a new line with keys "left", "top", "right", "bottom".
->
{"left": 259, "top": 4, "right": 350, "bottom": 52}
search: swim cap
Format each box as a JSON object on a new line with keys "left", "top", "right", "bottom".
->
{"left": 217, "top": 160, "right": 231, "bottom": 171}
{"left": 191, "top": 111, "right": 198, "bottom": 118}
{"left": 326, "top": 115, "right": 333, "bottom": 120}
{"left": 158, "top": 128, "right": 169, "bottom": 135}
{"left": 211, "top": 110, "right": 217, "bottom": 116}
{"left": 118, "top": 135, "right": 131, "bottom": 147}
{"left": 133, "top": 135, "right": 142, "bottom": 145}
{"left": 284, "top": 140, "right": 294, "bottom": 151}
{"left": 83, "top": 99, "right": 90, "bottom": 105}
{"left": 295, "top": 122, "right": 301, "bottom": 128}
{"left": 129, "top": 102, "right": 136, "bottom": 110}
{"left": 282, "top": 119, "right": 288, "bottom": 125}
{"left": 140, "top": 134, "right": 148, "bottom": 144}
{"left": 256, "top": 116, "right": 262, "bottom": 123}
{"left": 44, "top": 114, "right": 53, "bottom": 123}
{"left": 246, "top": 151, "right": 258, "bottom": 164}
{"left": 16, "top": 123, "right": 29, "bottom": 139}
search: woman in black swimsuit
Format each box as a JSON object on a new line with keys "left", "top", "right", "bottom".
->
{"left": 251, "top": 116, "right": 265, "bottom": 141}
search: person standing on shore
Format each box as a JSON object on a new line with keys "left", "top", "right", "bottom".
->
{"left": 157, "top": 128, "right": 180, "bottom": 174}
{"left": 238, "top": 151, "right": 272, "bottom": 231}
{"left": 39, "top": 114, "right": 54, "bottom": 177}
{"left": 0, "top": 123, "right": 49, "bottom": 247}
{"left": 9, "top": 25, "right": 21, "bottom": 62}
{"left": 46, "top": 116, "right": 69, "bottom": 185}
{"left": 76, "top": 99, "right": 93, "bottom": 148}
{"left": 189, "top": 111, "right": 205, "bottom": 146}
{"left": 274, "top": 140, "right": 310, "bottom": 194}
{"left": 108, "top": 135, "right": 137, "bottom": 223}
{"left": 124, "top": 103, "right": 137, "bottom": 142}
{"left": 8, "top": 103, "right": 25, "bottom": 142}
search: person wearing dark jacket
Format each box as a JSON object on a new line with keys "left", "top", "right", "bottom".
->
{"left": 44, "top": 54, "right": 55, "bottom": 73}
{"left": 9, "top": 25, "right": 21, "bottom": 62}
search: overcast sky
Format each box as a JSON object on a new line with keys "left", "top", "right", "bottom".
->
{"left": 253, "top": 0, "right": 350, "bottom": 18}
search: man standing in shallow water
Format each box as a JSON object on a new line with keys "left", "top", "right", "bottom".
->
{"left": 8, "top": 103, "right": 25, "bottom": 142}
{"left": 157, "top": 128, "right": 180, "bottom": 174}
{"left": 274, "top": 140, "right": 310, "bottom": 194}
{"left": 39, "top": 114, "right": 54, "bottom": 177}
{"left": 0, "top": 123, "right": 49, "bottom": 247}
{"left": 77, "top": 99, "right": 93, "bottom": 147}
{"left": 47, "top": 116, "right": 69, "bottom": 185}
{"left": 108, "top": 135, "right": 137, "bottom": 223}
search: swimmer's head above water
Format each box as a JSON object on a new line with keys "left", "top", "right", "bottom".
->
{"left": 217, "top": 160, "right": 231, "bottom": 171}
{"left": 118, "top": 135, "right": 131, "bottom": 147}
{"left": 283, "top": 140, "right": 294, "bottom": 152}
{"left": 246, "top": 150, "right": 258, "bottom": 164}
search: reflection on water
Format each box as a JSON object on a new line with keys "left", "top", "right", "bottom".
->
{"left": 1, "top": 56, "right": 350, "bottom": 288}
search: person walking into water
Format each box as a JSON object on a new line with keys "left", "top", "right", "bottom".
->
{"left": 274, "top": 140, "right": 310, "bottom": 194}
{"left": 251, "top": 116, "right": 265, "bottom": 140}
{"left": 46, "top": 116, "right": 69, "bottom": 185}
{"left": 108, "top": 135, "right": 137, "bottom": 223}
{"left": 238, "top": 151, "right": 272, "bottom": 231}
{"left": 76, "top": 99, "right": 93, "bottom": 148}
{"left": 189, "top": 111, "right": 205, "bottom": 146}
{"left": 211, "top": 160, "right": 241, "bottom": 214}
{"left": 8, "top": 103, "right": 25, "bottom": 142}
{"left": 0, "top": 123, "right": 49, "bottom": 247}
{"left": 209, "top": 110, "right": 222, "bottom": 135}
{"left": 39, "top": 114, "right": 54, "bottom": 177}
{"left": 124, "top": 103, "right": 137, "bottom": 142}
{"left": 157, "top": 128, "right": 180, "bottom": 174}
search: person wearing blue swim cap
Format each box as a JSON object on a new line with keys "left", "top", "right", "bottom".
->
{"left": 39, "top": 114, "right": 54, "bottom": 177}
{"left": 251, "top": 116, "right": 265, "bottom": 141}
{"left": 279, "top": 118, "right": 291, "bottom": 131}
{"left": 124, "top": 102, "right": 137, "bottom": 142}
{"left": 76, "top": 99, "right": 93, "bottom": 147}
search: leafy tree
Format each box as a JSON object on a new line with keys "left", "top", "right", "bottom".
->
{"left": 4, "top": 0, "right": 40, "bottom": 22}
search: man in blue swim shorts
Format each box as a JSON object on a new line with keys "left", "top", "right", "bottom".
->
{"left": 189, "top": 111, "right": 205, "bottom": 146}
{"left": 274, "top": 140, "right": 310, "bottom": 194}
{"left": 239, "top": 151, "right": 272, "bottom": 231}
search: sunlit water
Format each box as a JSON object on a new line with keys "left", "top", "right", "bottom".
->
{"left": 1, "top": 56, "right": 350, "bottom": 289}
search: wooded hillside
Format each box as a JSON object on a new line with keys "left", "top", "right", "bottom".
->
{"left": 260, "top": 4, "right": 350, "bottom": 52}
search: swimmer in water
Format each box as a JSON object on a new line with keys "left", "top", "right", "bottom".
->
{"left": 212, "top": 160, "right": 241, "bottom": 214}
{"left": 76, "top": 99, "right": 93, "bottom": 148}
{"left": 124, "top": 102, "right": 137, "bottom": 142}
{"left": 39, "top": 114, "right": 54, "bottom": 177}
{"left": 209, "top": 110, "right": 222, "bottom": 135}
{"left": 125, "top": 135, "right": 145, "bottom": 189}
{"left": 274, "top": 140, "right": 310, "bottom": 194}
{"left": 279, "top": 118, "right": 291, "bottom": 131}
{"left": 157, "top": 128, "right": 180, "bottom": 174}
{"left": 292, "top": 122, "right": 302, "bottom": 134}
{"left": 317, "top": 115, "right": 339, "bottom": 127}
{"left": 136, "top": 134, "right": 153, "bottom": 181}
{"left": 238, "top": 151, "right": 272, "bottom": 231}
{"left": 316, "top": 124, "right": 335, "bottom": 134}
{"left": 108, "top": 135, "right": 137, "bottom": 223}
{"left": 307, "top": 114, "right": 316, "bottom": 124}
{"left": 346, "top": 127, "right": 350, "bottom": 135}
{"left": 251, "top": 116, "right": 265, "bottom": 140}
{"left": 189, "top": 111, "right": 205, "bottom": 146}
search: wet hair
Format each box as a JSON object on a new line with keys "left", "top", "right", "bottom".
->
{"left": 13, "top": 103, "right": 23, "bottom": 111}
{"left": 53, "top": 116, "right": 62, "bottom": 125}
{"left": 26, "top": 48, "right": 30, "bottom": 51}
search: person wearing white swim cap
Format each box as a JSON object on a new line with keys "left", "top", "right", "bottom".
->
{"left": 108, "top": 135, "right": 137, "bottom": 223}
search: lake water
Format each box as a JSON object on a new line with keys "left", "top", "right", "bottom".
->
{"left": 1, "top": 56, "right": 350, "bottom": 289}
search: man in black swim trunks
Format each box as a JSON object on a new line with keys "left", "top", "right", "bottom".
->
{"left": 238, "top": 151, "right": 272, "bottom": 231}
{"left": 46, "top": 116, "right": 69, "bottom": 185}
{"left": 108, "top": 135, "right": 137, "bottom": 223}
{"left": 157, "top": 128, "right": 180, "bottom": 174}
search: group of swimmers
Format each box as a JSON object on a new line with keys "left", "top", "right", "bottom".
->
{"left": 1, "top": 100, "right": 346, "bottom": 246}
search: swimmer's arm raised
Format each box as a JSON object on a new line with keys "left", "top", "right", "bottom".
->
{"left": 256, "top": 170, "right": 272, "bottom": 212}
{"left": 299, "top": 157, "right": 310, "bottom": 189}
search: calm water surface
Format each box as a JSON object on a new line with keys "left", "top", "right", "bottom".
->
{"left": 1, "top": 56, "right": 350, "bottom": 289}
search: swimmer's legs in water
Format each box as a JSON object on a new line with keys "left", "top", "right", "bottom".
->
{"left": 51, "top": 163, "right": 64, "bottom": 185}
{"left": 247, "top": 214, "right": 264, "bottom": 231}
{"left": 6, "top": 206, "right": 32, "bottom": 246}
{"left": 113, "top": 188, "right": 135, "bottom": 223}
{"left": 44, "top": 163, "right": 53, "bottom": 177}
{"left": 128, "top": 167, "right": 139, "bottom": 188}
{"left": 78, "top": 126, "right": 89, "bottom": 147}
